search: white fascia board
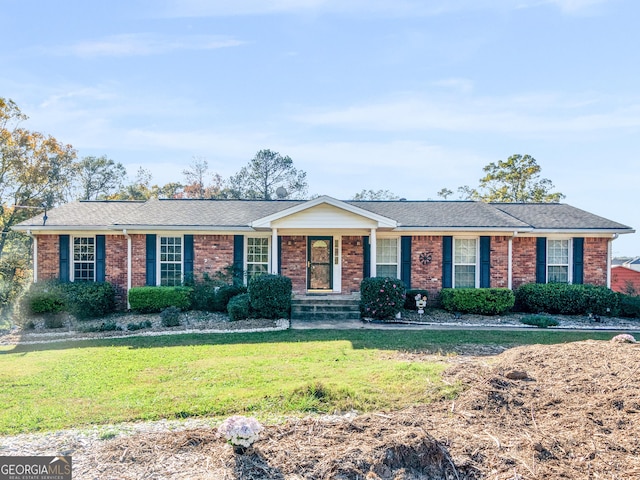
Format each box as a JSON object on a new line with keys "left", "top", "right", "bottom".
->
{"left": 517, "top": 229, "right": 635, "bottom": 236}
{"left": 11, "top": 225, "right": 118, "bottom": 234}
{"left": 393, "top": 227, "right": 533, "bottom": 234}
{"left": 251, "top": 195, "right": 397, "bottom": 228}
{"left": 110, "top": 226, "right": 256, "bottom": 234}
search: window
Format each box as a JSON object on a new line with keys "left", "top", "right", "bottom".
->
{"left": 376, "top": 238, "right": 399, "bottom": 278}
{"left": 160, "top": 236, "right": 182, "bottom": 286}
{"left": 247, "top": 237, "right": 269, "bottom": 283}
{"left": 454, "top": 238, "right": 477, "bottom": 288}
{"left": 73, "top": 237, "right": 95, "bottom": 281}
{"left": 547, "top": 239, "right": 569, "bottom": 283}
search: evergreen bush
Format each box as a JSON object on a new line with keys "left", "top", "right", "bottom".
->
{"left": 248, "top": 274, "right": 292, "bottom": 319}
{"left": 519, "top": 315, "right": 560, "bottom": 328}
{"left": 24, "top": 283, "right": 65, "bottom": 315}
{"left": 515, "top": 283, "right": 619, "bottom": 316}
{"left": 617, "top": 293, "right": 640, "bottom": 318}
{"left": 128, "top": 286, "right": 192, "bottom": 313}
{"left": 61, "top": 282, "right": 116, "bottom": 319}
{"left": 214, "top": 285, "right": 248, "bottom": 312}
{"left": 160, "top": 306, "right": 182, "bottom": 327}
{"left": 360, "top": 277, "right": 406, "bottom": 320}
{"left": 228, "top": 293, "right": 251, "bottom": 321}
{"left": 440, "top": 288, "right": 515, "bottom": 315}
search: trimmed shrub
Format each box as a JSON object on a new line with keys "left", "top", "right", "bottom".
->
{"left": 160, "top": 306, "right": 182, "bottom": 327}
{"left": 617, "top": 293, "right": 640, "bottom": 318}
{"left": 190, "top": 282, "right": 219, "bottom": 312}
{"left": 127, "top": 320, "right": 153, "bottom": 331}
{"left": 404, "top": 289, "right": 430, "bottom": 310}
{"left": 360, "top": 277, "right": 406, "bottom": 320}
{"left": 520, "top": 315, "right": 560, "bottom": 328}
{"left": 228, "top": 293, "right": 251, "bottom": 321}
{"left": 44, "top": 315, "right": 64, "bottom": 329}
{"left": 61, "top": 282, "right": 116, "bottom": 320}
{"left": 214, "top": 285, "right": 248, "bottom": 312}
{"left": 128, "top": 286, "right": 192, "bottom": 313}
{"left": 22, "top": 282, "right": 65, "bottom": 315}
{"left": 440, "top": 288, "right": 515, "bottom": 316}
{"left": 515, "top": 283, "right": 619, "bottom": 316}
{"left": 248, "top": 274, "right": 292, "bottom": 319}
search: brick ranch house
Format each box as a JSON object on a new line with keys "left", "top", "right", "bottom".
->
{"left": 13, "top": 196, "right": 634, "bottom": 307}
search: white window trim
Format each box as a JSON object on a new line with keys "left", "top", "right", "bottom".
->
{"left": 546, "top": 237, "right": 573, "bottom": 284}
{"left": 244, "top": 235, "right": 271, "bottom": 285}
{"left": 70, "top": 235, "right": 96, "bottom": 282}
{"left": 453, "top": 237, "right": 480, "bottom": 289}
{"left": 375, "top": 236, "right": 400, "bottom": 278}
{"left": 157, "top": 235, "right": 184, "bottom": 286}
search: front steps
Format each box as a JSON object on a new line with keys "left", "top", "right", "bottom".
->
{"left": 291, "top": 294, "right": 361, "bottom": 322}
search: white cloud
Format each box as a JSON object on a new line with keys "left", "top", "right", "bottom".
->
{"left": 158, "top": 0, "right": 612, "bottom": 17}
{"left": 43, "top": 33, "right": 245, "bottom": 58}
{"left": 295, "top": 92, "right": 640, "bottom": 137}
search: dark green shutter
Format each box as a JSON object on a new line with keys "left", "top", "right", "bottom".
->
{"left": 363, "top": 236, "right": 370, "bottom": 278}
{"left": 59, "top": 235, "right": 70, "bottom": 282}
{"left": 277, "top": 236, "right": 282, "bottom": 275}
{"left": 442, "top": 236, "right": 452, "bottom": 288}
{"left": 536, "top": 237, "right": 547, "bottom": 284}
{"left": 480, "top": 236, "right": 491, "bottom": 288}
{"left": 233, "top": 235, "right": 244, "bottom": 284}
{"left": 573, "top": 237, "right": 584, "bottom": 284}
{"left": 401, "top": 236, "right": 412, "bottom": 288}
{"left": 184, "top": 234, "right": 194, "bottom": 284}
{"left": 96, "top": 235, "right": 106, "bottom": 282}
{"left": 146, "top": 234, "right": 156, "bottom": 286}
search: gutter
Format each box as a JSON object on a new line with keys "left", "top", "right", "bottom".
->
{"left": 123, "top": 229, "right": 132, "bottom": 309}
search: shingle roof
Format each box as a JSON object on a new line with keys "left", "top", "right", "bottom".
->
{"left": 348, "top": 201, "right": 530, "bottom": 228}
{"left": 491, "top": 203, "right": 631, "bottom": 230}
{"left": 13, "top": 201, "right": 145, "bottom": 228}
{"left": 13, "top": 197, "right": 633, "bottom": 233}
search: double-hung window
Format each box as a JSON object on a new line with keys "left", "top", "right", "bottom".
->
{"left": 73, "top": 236, "right": 95, "bottom": 281}
{"left": 376, "top": 238, "right": 399, "bottom": 278}
{"left": 547, "top": 239, "right": 570, "bottom": 283}
{"left": 160, "top": 236, "right": 182, "bottom": 286}
{"left": 246, "top": 237, "right": 269, "bottom": 283}
{"left": 454, "top": 238, "right": 478, "bottom": 288}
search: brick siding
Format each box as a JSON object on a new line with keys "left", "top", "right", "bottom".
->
{"left": 280, "top": 236, "right": 307, "bottom": 293}
{"left": 105, "top": 235, "right": 128, "bottom": 306}
{"left": 583, "top": 237, "right": 608, "bottom": 286}
{"left": 193, "top": 235, "right": 235, "bottom": 280}
{"left": 489, "top": 236, "right": 510, "bottom": 288}
{"left": 341, "top": 236, "right": 364, "bottom": 293}
{"left": 410, "top": 236, "right": 443, "bottom": 302}
{"left": 512, "top": 237, "right": 537, "bottom": 289}
{"left": 37, "top": 235, "right": 59, "bottom": 281}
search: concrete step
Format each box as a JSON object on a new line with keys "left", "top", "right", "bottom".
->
{"left": 291, "top": 295, "right": 361, "bottom": 321}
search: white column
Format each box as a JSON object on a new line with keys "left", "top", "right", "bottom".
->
{"left": 370, "top": 228, "right": 377, "bottom": 277}
{"left": 607, "top": 236, "right": 613, "bottom": 289}
{"left": 271, "top": 228, "right": 279, "bottom": 274}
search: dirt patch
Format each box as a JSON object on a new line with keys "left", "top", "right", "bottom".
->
{"left": 63, "top": 339, "right": 639, "bottom": 479}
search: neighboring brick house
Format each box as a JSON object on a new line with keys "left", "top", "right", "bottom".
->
{"left": 13, "top": 196, "right": 634, "bottom": 307}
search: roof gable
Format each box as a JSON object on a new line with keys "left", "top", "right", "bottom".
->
{"left": 251, "top": 196, "right": 397, "bottom": 229}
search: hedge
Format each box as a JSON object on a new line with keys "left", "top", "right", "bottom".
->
{"left": 440, "top": 288, "right": 515, "bottom": 316}
{"left": 248, "top": 275, "right": 292, "bottom": 319}
{"left": 21, "top": 281, "right": 117, "bottom": 319}
{"left": 515, "top": 283, "right": 619, "bottom": 316}
{"left": 128, "top": 286, "right": 192, "bottom": 313}
{"left": 360, "top": 277, "right": 406, "bottom": 320}
{"left": 214, "top": 284, "right": 248, "bottom": 312}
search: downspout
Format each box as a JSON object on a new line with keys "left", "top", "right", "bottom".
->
{"left": 123, "top": 229, "right": 132, "bottom": 309}
{"left": 608, "top": 233, "right": 618, "bottom": 289}
{"left": 27, "top": 229, "right": 37, "bottom": 283}
{"left": 508, "top": 231, "right": 516, "bottom": 290}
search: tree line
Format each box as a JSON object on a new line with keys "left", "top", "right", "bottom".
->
{"left": 0, "top": 96, "right": 564, "bottom": 318}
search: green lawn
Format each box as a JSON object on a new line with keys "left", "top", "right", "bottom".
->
{"left": 0, "top": 329, "right": 629, "bottom": 435}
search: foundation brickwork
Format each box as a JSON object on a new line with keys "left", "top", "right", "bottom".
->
{"left": 280, "top": 236, "right": 307, "bottom": 293}
{"left": 341, "top": 236, "right": 364, "bottom": 294}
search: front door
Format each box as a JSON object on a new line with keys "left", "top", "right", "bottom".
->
{"left": 307, "top": 236, "right": 333, "bottom": 291}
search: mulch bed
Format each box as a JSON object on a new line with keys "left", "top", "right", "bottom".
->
{"left": 74, "top": 339, "right": 639, "bottom": 479}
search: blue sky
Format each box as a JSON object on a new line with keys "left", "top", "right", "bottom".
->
{"left": 1, "top": 0, "right": 638, "bottom": 255}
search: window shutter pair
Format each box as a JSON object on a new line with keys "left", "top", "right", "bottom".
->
{"left": 535, "top": 237, "right": 584, "bottom": 284}
{"left": 442, "top": 236, "right": 491, "bottom": 288}
{"left": 59, "top": 235, "right": 105, "bottom": 282}
{"left": 145, "top": 234, "right": 195, "bottom": 286}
